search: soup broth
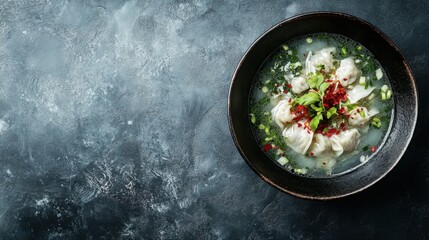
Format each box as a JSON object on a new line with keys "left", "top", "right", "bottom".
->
{"left": 249, "top": 33, "right": 393, "bottom": 176}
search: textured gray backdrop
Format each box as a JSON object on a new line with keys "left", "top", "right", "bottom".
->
{"left": 0, "top": 0, "right": 427, "bottom": 239}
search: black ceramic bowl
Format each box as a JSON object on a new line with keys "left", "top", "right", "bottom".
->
{"left": 228, "top": 12, "right": 418, "bottom": 200}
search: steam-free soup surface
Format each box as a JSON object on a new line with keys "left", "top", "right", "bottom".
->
{"left": 249, "top": 33, "right": 393, "bottom": 176}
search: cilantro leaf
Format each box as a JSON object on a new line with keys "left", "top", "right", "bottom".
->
{"left": 310, "top": 113, "right": 323, "bottom": 132}
{"left": 318, "top": 82, "right": 330, "bottom": 92}
{"left": 310, "top": 104, "right": 323, "bottom": 112}
{"left": 293, "top": 92, "right": 321, "bottom": 106}
{"left": 326, "top": 107, "right": 337, "bottom": 119}
{"left": 307, "top": 72, "right": 324, "bottom": 89}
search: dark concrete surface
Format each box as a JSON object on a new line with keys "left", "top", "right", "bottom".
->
{"left": 0, "top": 0, "right": 427, "bottom": 239}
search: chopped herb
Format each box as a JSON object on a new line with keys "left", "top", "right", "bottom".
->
{"left": 277, "top": 156, "right": 289, "bottom": 165}
{"left": 262, "top": 86, "right": 268, "bottom": 93}
{"left": 319, "top": 82, "right": 330, "bottom": 92}
{"left": 375, "top": 68, "right": 383, "bottom": 80}
{"left": 310, "top": 113, "right": 323, "bottom": 131}
{"left": 250, "top": 113, "right": 256, "bottom": 124}
{"left": 371, "top": 117, "right": 382, "bottom": 128}
{"left": 307, "top": 72, "right": 324, "bottom": 89}
{"left": 326, "top": 107, "right": 337, "bottom": 119}
{"left": 386, "top": 90, "right": 392, "bottom": 99}
{"left": 341, "top": 46, "right": 348, "bottom": 56}
{"left": 359, "top": 76, "right": 366, "bottom": 86}
{"left": 310, "top": 104, "right": 323, "bottom": 112}
{"left": 293, "top": 92, "right": 321, "bottom": 106}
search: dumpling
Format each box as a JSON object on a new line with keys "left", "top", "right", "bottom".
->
{"left": 271, "top": 99, "right": 294, "bottom": 129}
{"left": 348, "top": 107, "right": 379, "bottom": 126}
{"left": 347, "top": 85, "right": 375, "bottom": 104}
{"left": 291, "top": 76, "right": 309, "bottom": 94}
{"left": 310, "top": 47, "right": 336, "bottom": 72}
{"left": 270, "top": 91, "right": 291, "bottom": 106}
{"left": 308, "top": 133, "right": 332, "bottom": 156}
{"left": 282, "top": 122, "right": 314, "bottom": 155}
{"left": 336, "top": 58, "right": 361, "bottom": 86}
{"left": 330, "top": 129, "right": 361, "bottom": 156}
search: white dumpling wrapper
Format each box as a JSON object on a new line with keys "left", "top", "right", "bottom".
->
{"left": 347, "top": 85, "right": 375, "bottom": 104}
{"left": 330, "top": 129, "right": 361, "bottom": 156}
{"left": 282, "top": 122, "right": 314, "bottom": 155}
{"left": 291, "top": 76, "right": 309, "bottom": 94}
{"left": 336, "top": 58, "right": 361, "bottom": 86}
{"left": 348, "top": 107, "right": 379, "bottom": 127}
{"left": 271, "top": 99, "right": 294, "bottom": 129}
{"left": 308, "top": 133, "right": 332, "bottom": 156}
{"left": 310, "top": 47, "right": 336, "bottom": 72}
{"left": 270, "top": 91, "right": 291, "bottom": 106}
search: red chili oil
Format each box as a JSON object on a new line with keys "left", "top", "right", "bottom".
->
{"left": 292, "top": 105, "right": 310, "bottom": 121}
{"left": 323, "top": 83, "right": 348, "bottom": 109}
{"left": 263, "top": 144, "right": 272, "bottom": 151}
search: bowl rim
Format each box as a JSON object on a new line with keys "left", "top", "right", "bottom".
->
{"left": 228, "top": 11, "right": 418, "bottom": 200}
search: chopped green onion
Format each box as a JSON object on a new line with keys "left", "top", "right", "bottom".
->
{"left": 294, "top": 168, "right": 308, "bottom": 174}
{"left": 265, "top": 126, "right": 270, "bottom": 134}
{"left": 368, "top": 93, "right": 375, "bottom": 100}
{"left": 386, "top": 90, "right": 392, "bottom": 99}
{"left": 282, "top": 45, "right": 289, "bottom": 51}
{"left": 375, "top": 68, "right": 383, "bottom": 80}
{"left": 381, "top": 84, "right": 388, "bottom": 92}
{"left": 265, "top": 80, "right": 271, "bottom": 84}
{"left": 359, "top": 110, "right": 365, "bottom": 118}
{"left": 371, "top": 117, "right": 381, "bottom": 128}
{"left": 292, "top": 62, "right": 302, "bottom": 68}
{"left": 341, "top": 47, "right": 347, "bottom": 56}
{"left": 262, "top": 86, "right": 268, "bottom": 93}
{"left": 287, "top": 50, "right": 292, "bottom": 55}
{"left": 306, "top": 37, "right": 313, "bottom": 44}
{"left": 381, "top": 92, "right": 387, "bottom": 100}
{"left": 357, "top": 45, "right": 363, "bottom": 51}
{"left": 372, "top": 117, "right": 381, "bottom": 123}
{"left": 250, "top": 114, "right": 256, "bottom": 124}
{"left": 258, "top": 124, "right": 265, "bottom": 130}
{"left": 265, "top": 137, "right": 273, "bottom": 141}
{"left": 277, "top": 156, "right": 289, "bottom": 166}
{"left": 359, "top": 76, "right": 366, "bottom": 86}
{"left": 360, "top": 155, "right": 368, "bottom": 163}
